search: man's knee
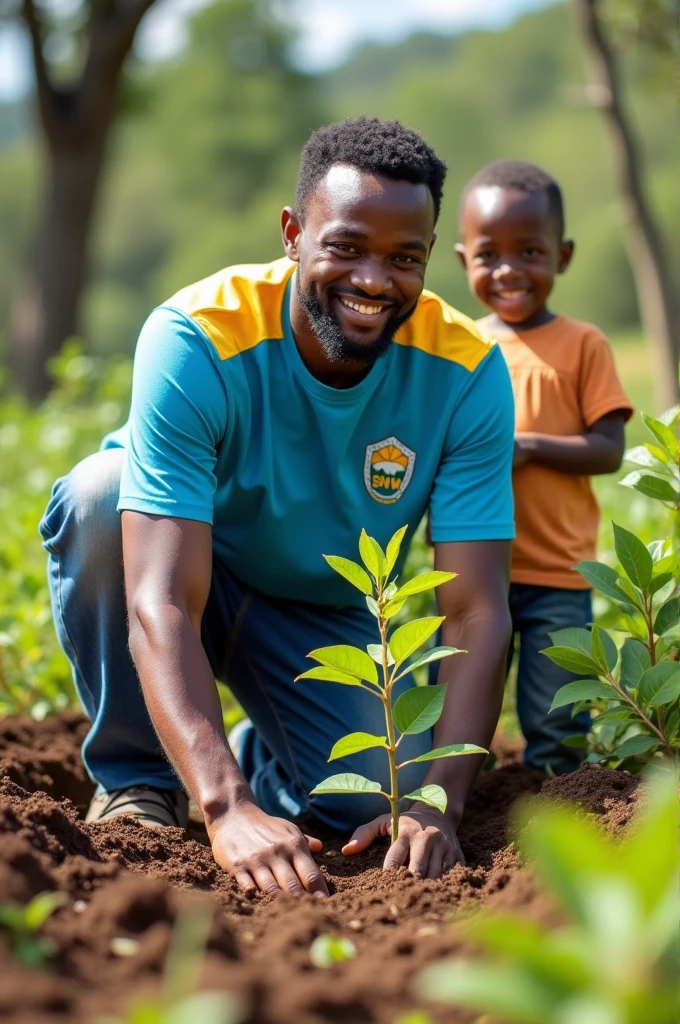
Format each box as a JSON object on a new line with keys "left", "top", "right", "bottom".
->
{"left": 40, "top": 449, "right": 123, "bottom": 557}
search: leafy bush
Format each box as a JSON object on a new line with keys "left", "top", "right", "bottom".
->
{"left": 418, "top": 773, "right": 679, "bottom": 1024}
{"left": 542, "top": 408, "right": 679, "bottom": 770}
{"left": 297, "top": 527, "right": 485, "bottom": 840}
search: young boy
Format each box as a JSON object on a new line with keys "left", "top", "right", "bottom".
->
{"left": 455, "top": 159, "right": 633, "bottom": 774}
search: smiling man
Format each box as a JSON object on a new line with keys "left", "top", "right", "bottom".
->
{"left": 40, "top": 117, "right": 515, "bottom": 896}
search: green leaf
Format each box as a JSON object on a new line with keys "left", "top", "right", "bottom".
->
{"left": 417, "top": 961, "right": 556, "bottom": 1023}
{"left": 591, "top": 625, "right": 616, "bottom": 673}
{"left": 639, "top": 663, "right": 680, "bottom": 707}
{"left": 367, "top": 643, "right": 394, "bottom": 666}
{"left": 359, "top": 529, "right": 385, "bottom": 580}
{"left": 393, "top": 645, "right": 463, "bottom": 682}
{"left": 307, "top": 645, "right": 378, "bottom": 685}
{"left": 549, "top": 679, "right": 614, "bottom": 711}
{"left": 611, "top": 734, "right": 659, "bottom": 758}
{"left": 382, "top": 597, "right": 407, "bottom": 620}
{"left": 393, "top": 684, "right": 447, "bottom": 735}
{"left": 392, "top": 570, "right": 456, "bottom": 601}
{"left": 574, "top": 561, "right": 636, "bottom": 608}
{"left": 593, "top": 707, "right": 636, "bottom": 724}
{"left": 295, "top": 667, "right": 366, "bottom": 687}
{"left": 653, "top": 552, "right": 680, "bottom": 576}
{"left": 165, "top": 991, "right": 242, "bottom": 1024}
{"left": 619, "top": 639, "right": 651, "bottom": 692}
{"left": 322, "top": 555, "right": 373, "bottom": 596}
{"left": 365, "top": 595, "right": 379, "bottom": 618}
{"left": 310, "top": 773, "right": 383, "bottom": 796}
{"left": 328, "top": 732, "right": 387, "bottom": 761}
{"left": 402, "top": 743, "right": 486, "bottom": 765}
{"left": 619, "top": 471, "right": 680, "bottom": 503}
{"left": 654, "top": 596, "right": 680, "bottom": 636}
{"left": 549, "top": 626, "right": 617, "bottom": 673}
{"left": 23, "top": 891, "right": 66, "bottom": 931}
{"left": 389, "top": 616, "right": 444, "bottom": 666}
{"left": 403, "top": 783, "right": 447, "bottom": 814}
{"left": 561, "top": 733, "right": 589, "bottom": 748}
{"left": 649, "top": 571, "right": 674, "bottom": 595}
{"left": 624, "top": 444, "right": 670, "bottom": 470}
{"left": 384, "top": 525, "right": 408, "bottom": 578}
{"left": 541, "top": 646, "right": 601, "bottom": 676}
{"left": 659, "top": 404, "right": 680, "bottom": 427}
{"left": 613, "top": 523, "right": 653, "bottom": 590}
{"left": 643, "top": 413, "right": 679, "bottom": 460}
{"left": 309, "top": 934, "right": 356, "bottom": 968}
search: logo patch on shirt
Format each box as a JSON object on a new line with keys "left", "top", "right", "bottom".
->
{"left": 364, "top": 436, "right": 416, "bottom": 504}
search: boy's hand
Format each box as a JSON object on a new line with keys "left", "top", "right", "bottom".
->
{"left": 342, "top": 806, "right": 464, "bottom": 879}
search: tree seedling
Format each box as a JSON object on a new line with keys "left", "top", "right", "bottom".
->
{"left": 309, "top": 934, "right": 357, "bottom": 968}
{"left": 295, "top": 526, "right": 486, "bottom": 841}
{"left": 418, "top": 773, "right": 679, "bottom": 1024}
{"left": 542, "top": 407, "right": 680, "bottom": 769}
{"left": 0, "top": 890, "right": 66, "bottom": 968}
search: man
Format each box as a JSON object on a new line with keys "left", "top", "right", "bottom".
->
{"left": 40, "top": 117, "right": 514, "bottom": 896}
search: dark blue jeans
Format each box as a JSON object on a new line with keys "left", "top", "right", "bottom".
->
{"left": 508, "top": 583, "right": 592, "bottom": 774}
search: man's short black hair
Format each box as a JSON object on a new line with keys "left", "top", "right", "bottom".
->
{"left": 296, "top": 116, "right": 447, "bottom": 223}
{"left": 462, "top": 159, "right": 565, "bottom": 238}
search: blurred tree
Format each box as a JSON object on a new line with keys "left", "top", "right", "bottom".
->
{"left": 573, "top": 0, "right": 679, "bottom": 408}
{"left": 4, "top": 0, "right": 158, "bottom": 399}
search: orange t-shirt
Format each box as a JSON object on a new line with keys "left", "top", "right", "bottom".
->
{"left": 480, "top": 315, "right": 633, "bottom": 589}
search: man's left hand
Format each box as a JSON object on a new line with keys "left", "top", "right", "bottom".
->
{"left": 341, "top": 805, "right": 464, "bottom": 879}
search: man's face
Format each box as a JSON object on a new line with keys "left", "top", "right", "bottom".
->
{"left": 283, "top": 165, "right": 436, "bottom": 365}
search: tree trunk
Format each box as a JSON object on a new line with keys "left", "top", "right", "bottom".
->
{"left": 10, "top": 0, "right": 156, "bottom": 400}
{"left": 574, "top": 0, "right": 679, "bottom": 411}
{"left": 10, "top": 143, "right": 106, "bottom": 399}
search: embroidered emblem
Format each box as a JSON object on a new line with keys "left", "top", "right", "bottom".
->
{"left": 364, "top": 436, "right": 416, "bottom": 504}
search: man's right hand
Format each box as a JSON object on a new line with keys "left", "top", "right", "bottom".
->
{"left": 209, "top": 801, "right": 329, "bottom": 898}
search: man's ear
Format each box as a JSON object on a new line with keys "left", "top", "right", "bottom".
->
{"left": 558, "top": 239, "right": 574, "bottom": 274}
{"left": 454, "top": 242, "right": 468, "bottom": 270}
{"left": 281, "top": 207, "right": 302, "bottom": 263}
{"left": 427, "top": 232, "right": 437, "bottom": 260}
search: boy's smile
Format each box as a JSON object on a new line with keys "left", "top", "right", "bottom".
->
{"left": 457, "top": 185, "right": 573, "bottom": 331}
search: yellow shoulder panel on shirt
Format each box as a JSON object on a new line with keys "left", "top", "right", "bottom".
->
{"left": 165, "top": 257, "right": 296, "bottom": 361}
{"left": 393, "top": 289, "right": 495, "bottom": 372}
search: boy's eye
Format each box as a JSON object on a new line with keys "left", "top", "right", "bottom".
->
{"left": 474, "top": 250, "right": 494, "bottom": 261}
{"left": 523, "top": 247, "right": 542, "bottom": 257}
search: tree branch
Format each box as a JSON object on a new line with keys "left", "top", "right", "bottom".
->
{"left": 21, "top": 0, "right": 57, "bottom": 136}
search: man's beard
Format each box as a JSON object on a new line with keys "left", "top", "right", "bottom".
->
{"left": 297, "top": 281, "right": 416, "bottom": 366}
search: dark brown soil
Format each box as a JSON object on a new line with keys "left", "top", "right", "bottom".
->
{"left": 0, "top": 713, "right": 640, "bottom": 1024}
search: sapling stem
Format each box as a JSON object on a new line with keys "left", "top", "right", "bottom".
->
{"left": 377, "top": 586, "right": 400, "bottom": 842}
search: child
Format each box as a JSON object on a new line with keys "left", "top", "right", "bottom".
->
{"left": 456, "top": 159, "right": 633, "bottom": 774}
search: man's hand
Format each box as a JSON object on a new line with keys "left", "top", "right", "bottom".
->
{"left": 209, "top": 802, "right": 329, "bottom": 898}
{"left": 342, "top": 805, "right": 464, "bottom": 879}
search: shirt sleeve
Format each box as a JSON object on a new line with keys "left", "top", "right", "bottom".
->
{"left": 579, "top": 328, "right": 634, "bottom": 427}
{"left": 118, "top": 306, "right": 228, "bottom": 523}
{"left": 429, "top": 344, "right": 516, "bottom": 543}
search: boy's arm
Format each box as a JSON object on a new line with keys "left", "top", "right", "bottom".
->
{"left": 514, "top": 409, "right": 627, "bottom": 474}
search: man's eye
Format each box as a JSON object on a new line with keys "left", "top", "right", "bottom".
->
{"left": 393, "top": 255, "right": 419, "bottom": 265}
{"left": 329, "top": 243, "right": 357, "bottom": 254}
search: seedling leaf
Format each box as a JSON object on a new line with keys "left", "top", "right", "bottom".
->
{"left": 389, "top": 616, "right": 444, "bottom": 666}
{"left": 367, "top": 643, "right": 394, "bottom": 666}
{"left": 310, "top": 935, "right": 356, "bottom": 968}
{"left": 323, "top": 555, "right": 372, "bottom": 595}
{"left": 384, "top": 525, "right": 408, "bottom": 577}
{"left": 402, "top": 743, "right": 486, "bottom": 765}
{"left": 620, "top": 471, "right": 680, "bottom": 503}
{"left": 642, "top": 413, "right": 679, "bottom": 459}
{"left": 392, "top": 571, "right": 456, "bottom": 601}
{"left": 574, "top": 561, "right": 636, "bottom": 608}
{"left": 295, "top": 667, "right": 366, "bottom": 687}
{"left": 540, "top": 646, "right": 601, "bottom": 676}
{"left": 393, "top": 684, "right": 447, "bottom": 735}
{"left": 366, "top": 595, "right": 379, "bottom": 618}
{"left": 613, "top": 523, "right": 653, "bottom": 590}
{"left": 638, "top": 663, "right": 680, "bottom": 707}
{"left": 403, "top": 784, "right": 447, "bottom": 814}
{"left": 549, "top": 679, "right": 614, "bottom": 711}
{"left": 393, "top": 645, "right": 463, "bottom": 682}
{"left": 328, "top": 732, "right": 387, "bottom": 760}
{"left": 164, "top": 991, "right": 243, "bottom": 1024}
{"left": 23, "top": 891, "right": 66, "bottom": 931}
{"left": 382, "top": 597, "right": 407, "bottom": 620}
{"left": 307, "top": 645, "right": 378, "bottom": 685}
{"left": 624, "top": 444, "right": 670, "bottom": 470}
{"left": 654, "top": 596, "right": 680, "bottom": 636}
{"left": 611, "top": 734, "right": 658, "bottom": 758}
{"left": 310, "top": 773, "right": 382, "bottom": 796}
{"left": 359, "top": 529, "right": 385, "bottom": 580}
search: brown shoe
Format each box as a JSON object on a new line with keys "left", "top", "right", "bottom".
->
{"left": 85, "top": 786, "right": 189, "bottom": 829}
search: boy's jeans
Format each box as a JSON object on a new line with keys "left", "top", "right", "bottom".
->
{"left": 508, "top": 582, "right": 592, "bottom": 774}
{"left": 38, "top": 450, "right": 430, "bottom": 830}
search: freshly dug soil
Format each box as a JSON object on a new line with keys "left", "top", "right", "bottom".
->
{"left": 0, "top": 713, "right": 640, "bottom": 1024}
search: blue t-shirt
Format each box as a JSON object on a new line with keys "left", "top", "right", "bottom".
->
{"left": 104, "top": 258, "right": 515, "bottom": 606}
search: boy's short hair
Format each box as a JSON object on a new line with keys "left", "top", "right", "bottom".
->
{"left": 296, "top": 116, "right": 447, "bottom": 223}
{"left": 462, "top": 159, "right": 565, "bottom": 238}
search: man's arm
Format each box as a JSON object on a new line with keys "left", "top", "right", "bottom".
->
{"left": 123, "top": 511, "right": 328, "bottom": 898}
{"left": 344, "top": 539, "right": 511, "bottom": 878}
{"left": 514, "top": 411, "right": 626, "bottom": 474}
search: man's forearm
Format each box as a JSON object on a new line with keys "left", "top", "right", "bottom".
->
{"left": 421, "top": 609, "right": 511, "bottom": 826}
{"left": 517, "top": 431, "right": 622, "bottom": 475}
{"left": 128, "top": 603, "right": 253, "bottom": 830}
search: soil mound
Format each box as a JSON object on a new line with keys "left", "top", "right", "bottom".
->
{"left": 0, "top": 713, "right": 640, "bottom": 1023}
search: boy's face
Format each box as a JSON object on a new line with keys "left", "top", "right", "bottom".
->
{"left": 456, "top": 185, "right": 574, "bottom": 327}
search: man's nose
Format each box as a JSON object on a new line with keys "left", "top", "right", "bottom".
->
{"left": 350, "top": 259, "right": 393, "bottom": 297}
